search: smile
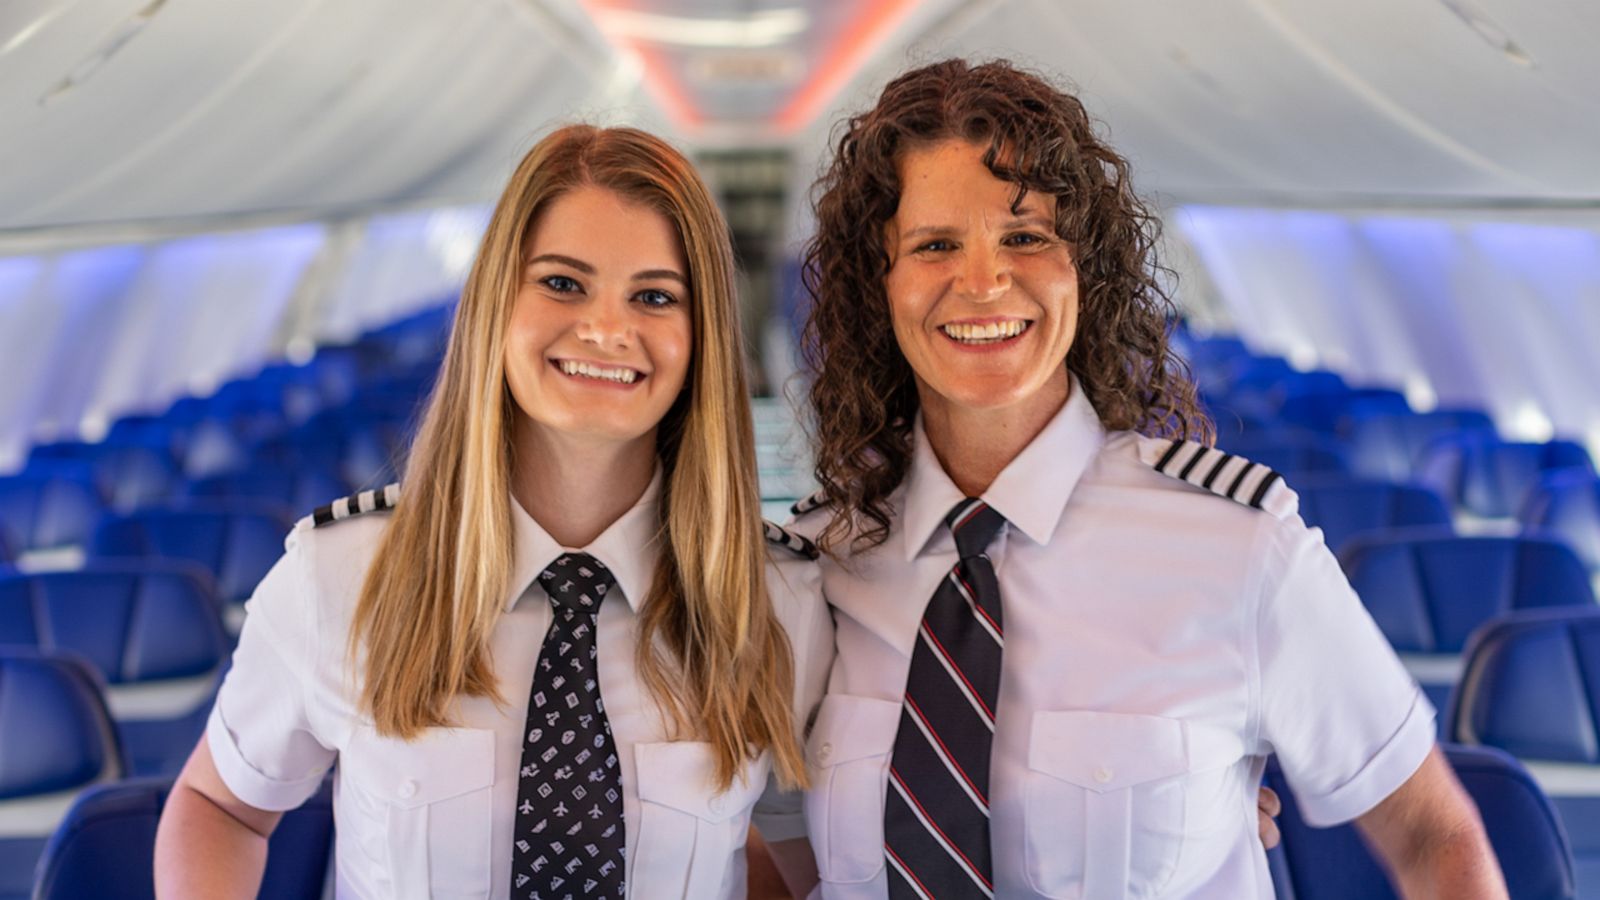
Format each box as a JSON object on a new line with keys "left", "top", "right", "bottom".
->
{"left": 552, "top": 359, "right": 644, "bottom": 385}
{"left": 938, "top": 319, "right": 1032, "bottom": 344}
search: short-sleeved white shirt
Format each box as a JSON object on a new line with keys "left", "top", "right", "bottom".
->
{"left": 792, "top": 382, "right": 1435, "bottom": 899}
{"left": 205, "top": 472, "right": 831, "bottom": 899}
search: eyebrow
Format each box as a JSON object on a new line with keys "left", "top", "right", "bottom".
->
{"left": 525, "top": 253, "right": 687, "bottom": 285}
{"left": 899, "top": 213, "right": 1055, "bottom": 242}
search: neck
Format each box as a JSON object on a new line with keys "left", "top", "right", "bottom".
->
{"left": 509, "top": 420, "right": 658, "bottom": 548}
{"left": 919, "top": 373, "right": 1071, "bottom": 497}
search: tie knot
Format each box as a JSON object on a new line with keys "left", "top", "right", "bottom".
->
{"left": 944, "top": 498, "right": 1006, "bottom": 559}
{"left": 537, "top": 552, "right": 616, "bottom": 615}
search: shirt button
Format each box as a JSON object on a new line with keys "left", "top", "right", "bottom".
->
{"left": 818, "top": 742, "right": 834, "bottom": 762}
{"left": 397, "top": 779, "right": 419, "bottom": 800}
{"left": 1093, "top": 766, "right": 1114, "bottom": 785}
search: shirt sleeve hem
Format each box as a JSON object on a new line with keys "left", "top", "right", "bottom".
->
{"left": 205, "top": 703, "right": 329, "bottom": 812}
{"left": 1296, "top": 689, "right": 1436, "bottom": 827}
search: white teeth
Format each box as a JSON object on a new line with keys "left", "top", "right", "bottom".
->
{"left": 941, "top": 320, "right": 1027, "bottom": 342}
{"left": 557, "top": 360, "right": 640, "bottom": 383}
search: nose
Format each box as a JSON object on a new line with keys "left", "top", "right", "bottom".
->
{"left": 956, "top": 244, "right": 1010, "bottom": 302}
{"left": 574, "top": 296, "right": 635, "bottom": 352}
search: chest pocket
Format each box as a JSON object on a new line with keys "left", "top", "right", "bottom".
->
{"left": 631, "top": 741, "right": 770, "bottom": 899}
{"left": 1023, "top": 711, "right": 1241, "bottom": 900}
{"left": 802, "top": 694, "right": 902, "bottom": 887}
{"left": 341, "top": 726, "right": 496, "bottom": 900}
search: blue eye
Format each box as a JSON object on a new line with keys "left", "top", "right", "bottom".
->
{"left": 636, "top": 288, "right": 678, "bottom": 309}
{"left": 1007, "top": 232, "right": 1047, "bottom": 247}
{"left": 540, "top": 275, "right": 581, "bottom": 293}
{"left": 915, "top": 239, "right": 955, "bottom": 254}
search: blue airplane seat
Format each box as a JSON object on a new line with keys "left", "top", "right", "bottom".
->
{"left": 22, "top": 442, "right": 97, "bottom": 466}
{"left": 82, "top": 444, "right": 180, "bottom": 512}
{"left": 104, "top": 416, "right": 188, "bottom": 462}
{"left": 1523, "top": 471, "right": 1600, "bottom": 576}
{"left": 1344, "top": 409, "right": 1498, "bottom": 482}
{"left": 1276, "top": 382, "right": 1394, "bottom": 436}
{"left": 1340, "top": 533, "right": 1594, "bottom": 715}
{"left": 1418, "top": 435, "right": 1595, "bottom": 521}
{"left": 1263, "top": 743, "right": 1574, "bottom": 900}
{"left": 33, "top": 775, "right": 335, "bottom": 900}
{"left": 1294, "top": 476, "right": 1452, "bottom": 556}
{"left": 0, "top": 564, "right": 228, "bottom": 776}
{"left": 89, "top": 503, "right": 293, "bottom": 607}
{"left": 0, "top": 650, "right": 123, "bottom": 900}
{"left": 185, "top": 466, "right": 348, "bottom": 522}
{"left": 0, "top": 472, "right": 104, "bottom": 555}
{"left": 1215, "top": 434, "right": 1352, "bottom": 482}
{"left": 1447, "top": 606, "right": 1600, "bottom": 896}
{"left": 179, "top": 418, "right": 269, "bottom": 480}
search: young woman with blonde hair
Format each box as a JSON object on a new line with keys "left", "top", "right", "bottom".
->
{"left": 154, "top": 124, "right": 829, "bottom": 899}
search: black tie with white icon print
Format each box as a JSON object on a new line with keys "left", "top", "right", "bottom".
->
{"left": 511, "top": 552, "right": 626, "bottom": 899}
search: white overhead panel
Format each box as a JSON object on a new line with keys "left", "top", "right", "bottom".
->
{"left": 916, "top": 0, "right": 1600, "bottom": 204}
{"left": 0, "top": 0, "right": 620, "bottom": 231}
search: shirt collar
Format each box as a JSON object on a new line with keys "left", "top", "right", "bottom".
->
{"left": 506, "top": 467, "right": 662, "bottom": 614}
{"left": 900, "top": 378, "right": 1105, "bottom": 561}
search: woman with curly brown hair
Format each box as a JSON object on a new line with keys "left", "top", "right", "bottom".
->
{"left": 789, "top": 59, "right": 1504, "bottom": 899}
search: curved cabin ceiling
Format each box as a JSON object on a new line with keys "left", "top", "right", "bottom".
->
{"left": 1, "top": 0, "right": 1596, "bottom": 233}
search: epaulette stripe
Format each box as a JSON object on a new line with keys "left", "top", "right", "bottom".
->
{"left": 373, "top": 488, "right": 391, "bottom": 511}
{"left": 1225, "top": 461, "right": 1256, "bottom": 500}
{"left": 790, "top": 490, "right": 827, "bottom": 517}
{"left": 356, "top": 490, "right": 375, "bottom": 514}
{"left": 1200, "top": 452, "right": 1234, "bottom": 490}
{"left": 1233, "top": 463, "right": 1272, "bottom": 505}
{"left": 763, "top": 520, "right": 819, "bottom": 560}
{"left": 1154, "top": 440, "right": 1185, "bottom": 473}
{"left": 1176, "top": 445, "right": 1213, "bottom": 480}
{"left": 306, "top": 483, "right": 402, "bottom": 529}
{"left": 311, "top": 504, "right": 335, "bottom": 526}
{"left": 1249, "top": 470, "right": 1284, "bottom": 509}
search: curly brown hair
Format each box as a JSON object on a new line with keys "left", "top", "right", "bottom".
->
{"left": 800, "top": 58, "right": 1211, "bottom": 552}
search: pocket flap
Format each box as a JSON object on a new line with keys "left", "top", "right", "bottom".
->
{"left": 634, "top": 741, "right": 768, "bottom": 824}
{"left": 343, "top": 726, "right": 495, "bottom": 810}
{"left": 1029, "top": 711, "right": 1238, "bottom": 793}
{"left": 805, "top": 694, "right": 902, "bottom": 768}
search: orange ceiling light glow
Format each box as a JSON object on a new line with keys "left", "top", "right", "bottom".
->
{"left": 577, "top": 0, "right": 704, "bottom": 129}
{"left": 773, "top": 0, "right": 922, "bottom": 135}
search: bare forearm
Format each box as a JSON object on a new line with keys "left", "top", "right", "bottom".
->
{"left": 153, "top": 783, "right": 271, "bottom": 900}
{"left": 1387, "top": 827, "right": 1507, "bottom": 900}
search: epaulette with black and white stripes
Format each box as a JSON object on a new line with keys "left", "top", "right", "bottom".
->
{"left": 789, "top": 489, "right": 829, "bottom": 518}
{"left": 299, "top": 483, "right": 401, "bottom": 530}
{"left": 763, "top": 519, "right": 819, "bottom": 560}
{"left": 1139, "top": 439, "right": 1298, "bottom": 519}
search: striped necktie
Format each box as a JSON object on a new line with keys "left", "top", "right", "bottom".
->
{"left": 885, "top": 498, "right": 1007, "bottom": 899}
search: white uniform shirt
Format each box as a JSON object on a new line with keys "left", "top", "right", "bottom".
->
{"left": 793, "top": 382, "right": 1435, "bottom": 900}
{"left": 205, "top": 472, "right": 831, "bottom": 899}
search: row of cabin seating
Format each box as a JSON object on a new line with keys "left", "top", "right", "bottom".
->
{"left": 0, "top": 649, "right": 333, "bottom": 900}
{"left": 0, "top": 308, "right": 455, "bottom": 896}
{"left": 1186, "top": 331, "right": 1600, "bottom": 895}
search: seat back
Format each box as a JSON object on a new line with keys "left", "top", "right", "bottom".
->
{"left": 1418, "top": 436, "right": 1595, "bottom": 520}
{"left": 1447, "top": 607, "right": 1600, "bottom": 763}
{"left": 0, "top": 474, "right": 103, "bottom": 552}
{"left": 90, "top": 504, "right": 292, "bottom": 604}
{"left": 1341, "top": 534, "right": 1595, "bottom": 654}
{"left": 1345, "top": 409, "right": 1497, "bottom": 481}
{"left": 1216, "top": 434, "right": 1352, "bottom": 482}
{"left": 1264, "top": 743, "right": 1575, "bottom": 900}
{"left": 0, "top": 565, "right": 225, "bottom": 685}
{"left": 1523, "top": 471, "right": 1600, "bottom": 575}
{"left": 185, "top": 466, "right": 346, "bottom": 522}
{"left": 0, "top": 651, "right": 122, "bottom": 898}
{"left": 1295, "top": 477, "right": 1451, "bottom": 555}
{"left": 32, "top": 775, "right": 335, "bottom": 900}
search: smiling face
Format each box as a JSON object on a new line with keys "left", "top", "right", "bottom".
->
{"left": 884, "top": 139, "right": 1079, "bottom": 423}
{"left": 503, "top": 185, "right": 692, "bottom": 452}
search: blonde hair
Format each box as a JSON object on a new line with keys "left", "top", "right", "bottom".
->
{"left": 348, "top": 125, "right": 804, "bottom": 791}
